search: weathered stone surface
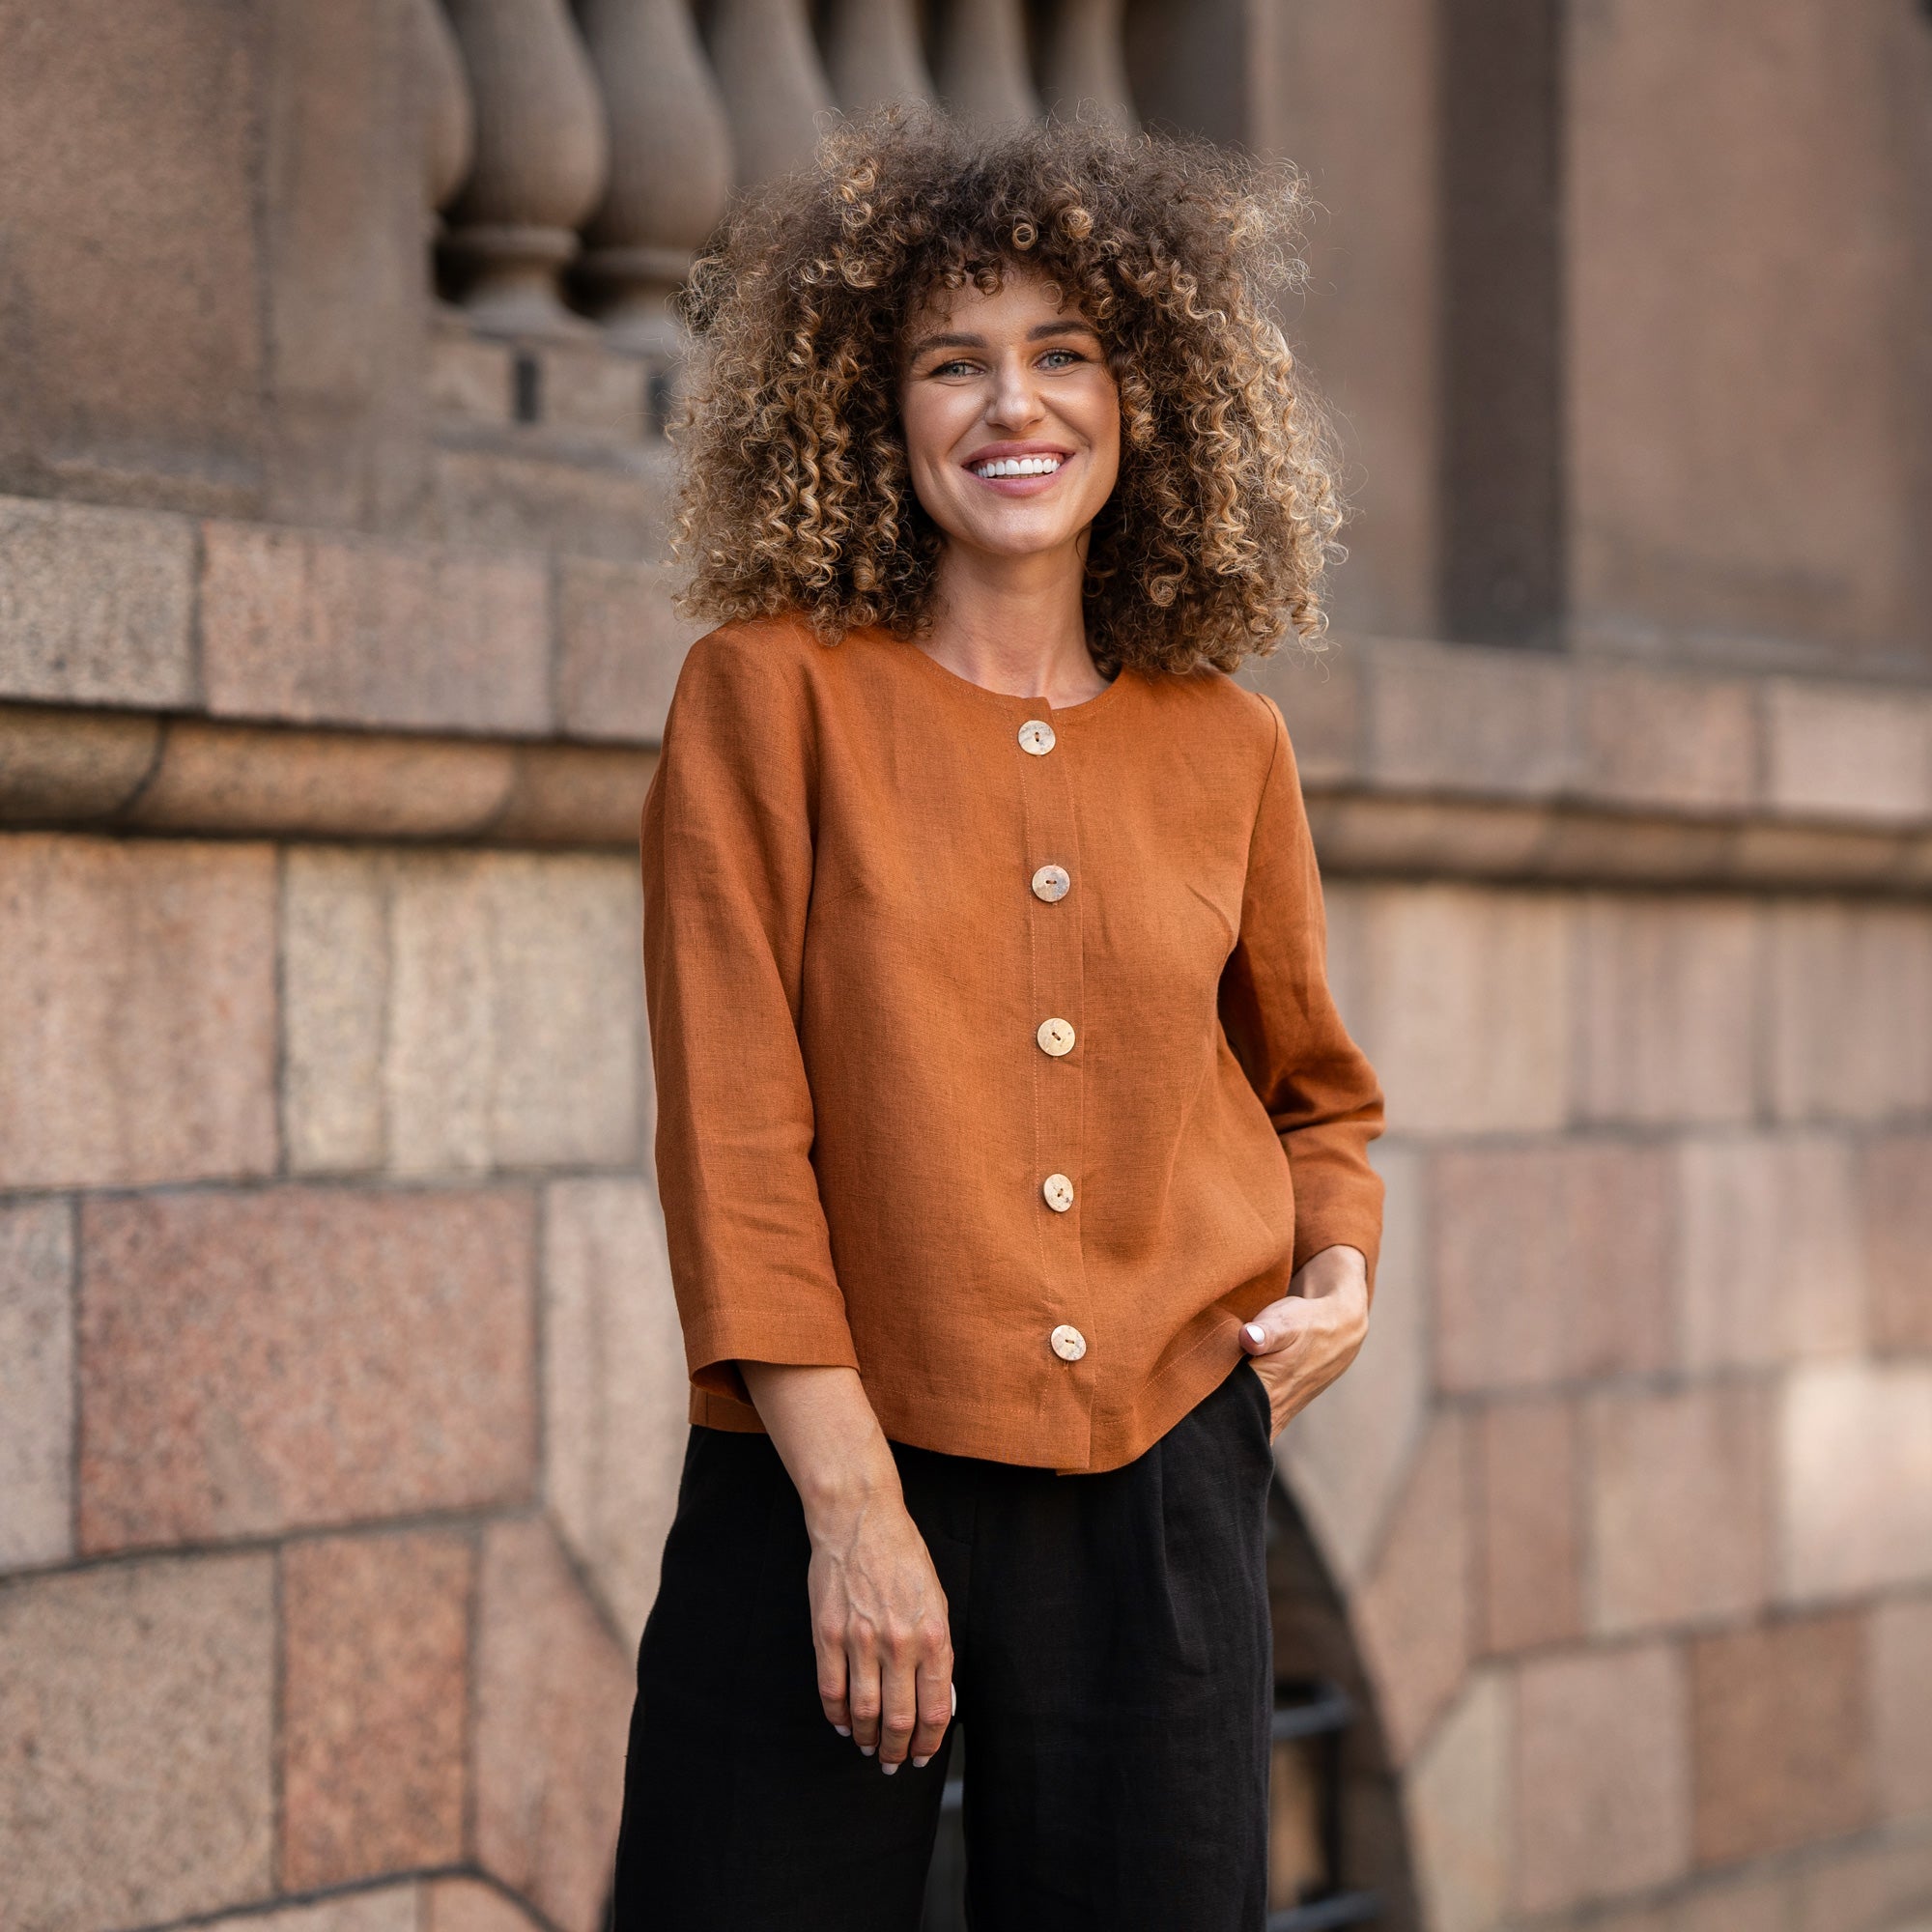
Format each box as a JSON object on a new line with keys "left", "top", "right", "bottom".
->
{"left": 283, "top": 849, "right": 644, "bottom": 1177}
{"left": 431, "top": 326, "right": 516, "bottom": 426}
{"left": 0, "top": 6, "right": 268, "bottom": 514}
{"left": 1766, "top": 900, "right": 1932, "bottom": 1123}
{"left": 555, "top": 554, "right": 699, "bottom": 744}
{"left": 0, "top": 1551, "right": 274, "bottom": 1932}
{"left": 544, "top": 1179, "right": 687, "bottom": 1642}
{"left": 79, "top": 1186, "right": 536, "bottom": 1549}
{"left": 1586, "top": 1382, "right": 1771, "bottom": 1634}
{"left": 213, "top": 1885, "right": 420, "bottom": 1932}
{"left": 0, "top": 835, "right": 278, "bottom": 1188}
{"left": 1862, "top": 1134, "right": 1932, "bottom": 1354}
{"left": 281, "top": 1531, "right": 473, "bottom": 1887}
{"left": 1792, "top": 1829, "right": 1932, "bottom": 1932}
{"left": 1778, "top": 1361, "right": 1932, "bottom": 1602}
{"left": 0, "top": 497, "right": 196, "bottom": 705}
{"left": 1406, "top": 1666, "right": 1510, "bottom": 1932}
{"left": 1565, "top": 0, "right": 1929, "bottom": 664}
{"left": 1352, "top": 1411, "right": 1469, "bottom": 1765}
{"left": 0, "top": 702, "right": 161, "bottom": 820}
{"left": 1323, "top": 883, "right": 1570, "bottom": 1135}
{"left": 132, "top": 719, "right": 517, "bottom": 839}
{"left": 1690, "top": 1610, "right": 1873, "bottom": 1865}
{"left": 1475, "top": 1394, "right": 1582, "bottom": 1653}
{"left": 1871, "top": 1593, "right": 1932, "bottom": 1823}
{"left": 1278, "top": 1141, "right": 1429, "bottom": 1589}
{"left": 1362, "top": 639, "right": 1575, "bottom": 797}
{"left": 473, "top": 1518, "right": 633, "bottom": 1932}
{"left": 200, "top": 522, "right": 551, "bottom": 735}
{"left": 539, "top": 342, "right": 647, "bottom": 439}
{"left": 1765, "top": 679, "right": 1932, "bottom": 823}
{"left": 1513, "top": 1640, "right": 1691, "bottom": 1915}
{"left": 282, "top": 847, "right": 390, "bottom": 1173}
{"left": 1574, "top": 894, "right": 1760, "bottom": 1124}
{"left": 1676, "top": 1134, "right": 1866, "bottom": 1372}
{"left": 0, "top": 1201, "right": 72, "bottom": 1571}
{"left": 1239, "top": 643, "right": 1363, "bottom": 789}
{"left": 1573, "top": 664, "right": 1759, "bottom": 813}
{"left": 424, "top": 1877, "right": 550, "bottom": 1932}
{"left": 1433, "top": 1140, "right": 1672, "bottom": 1392}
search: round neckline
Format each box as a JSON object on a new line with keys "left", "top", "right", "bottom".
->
{"left": 882, "top": 628, "right": 1135, "bottom": 720}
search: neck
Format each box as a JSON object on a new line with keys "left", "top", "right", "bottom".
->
{"left": 921, "top": 539, "right": 1111, "bottom": 706}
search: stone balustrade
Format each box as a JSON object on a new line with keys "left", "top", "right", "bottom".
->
{"left": 425, "top": 0, "right": 1141, "bottom": 379}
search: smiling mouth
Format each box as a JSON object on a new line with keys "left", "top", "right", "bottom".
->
{"left": 970, "top": 454, "right": 1065, "bottom": 480}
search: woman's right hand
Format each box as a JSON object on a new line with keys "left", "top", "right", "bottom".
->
{"left": 739, "top": 1361, "right": 955, "bottom": 1773}
{"left": 806, "top": 1486, "right": 954, "bottom": 1771}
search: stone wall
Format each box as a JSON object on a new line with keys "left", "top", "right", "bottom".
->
{"left": 1, "top": 1, "right": 1930, "bottom": 1929}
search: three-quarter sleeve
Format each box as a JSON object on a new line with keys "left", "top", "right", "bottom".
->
{"left": 641, "top": 631, "right": 859, "bottom": 1402}
{"left": 1218, "top": 696, "right": 1387, "bottom": 1293}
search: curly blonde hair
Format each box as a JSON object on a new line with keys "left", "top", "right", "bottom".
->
{"left": 670, "top": 109, "right": 1346, "bottom": 675}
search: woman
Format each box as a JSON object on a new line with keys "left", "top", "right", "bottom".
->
{"left": 611, "top": 110, "right": 1384, "bottom": 1931}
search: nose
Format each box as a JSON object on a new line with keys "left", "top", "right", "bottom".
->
{"left": 985, "top": 348, "right": 1044, "bottom": 432}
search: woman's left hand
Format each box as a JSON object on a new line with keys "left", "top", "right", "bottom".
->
{"left": 1237, "top": 1245, "right": 1370, "bottom": 1439}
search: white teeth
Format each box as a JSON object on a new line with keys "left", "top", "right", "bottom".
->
{"left": 973, "top": 455, "right": 1064, "bottom": 479}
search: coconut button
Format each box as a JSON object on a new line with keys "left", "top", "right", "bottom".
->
{"left": 1036, "top": 1017, "right": 1075, "bottom": 1057}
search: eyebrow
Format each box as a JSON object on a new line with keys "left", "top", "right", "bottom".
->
{"left": 908, "top": 318, "right": 1102, "bottom": 360}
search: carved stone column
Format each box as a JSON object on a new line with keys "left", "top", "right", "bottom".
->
{"left": 440, "top": 0, "right": 611, "bottom": 337}
{"left": 1040, "top": 0, "right": 1136, "bottom": 131}
{"left": 823, "top": 0, "right": 931, "bottom": 113}
{"left": 575, "top": 0, "right": 733, "bottom": 358}
{"left": 932, "top": 0, "right": 1037, "bottom": 128}
{"left": 706, "top": 0, "right": 836, "bottom": 185}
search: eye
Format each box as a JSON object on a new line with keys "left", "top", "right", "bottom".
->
{"left": 1037, "top": 347, "right": 1085, "bottom": 370}
{"left": 928, "top": 357, "right": 978, "bottom": 379}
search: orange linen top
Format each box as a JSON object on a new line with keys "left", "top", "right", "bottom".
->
{"left": 641, "top": 614, "right": 1386, "bottom": 1474}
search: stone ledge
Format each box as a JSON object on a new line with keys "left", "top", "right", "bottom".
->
{"left": 7, "top": 700, "right": 1931, "bottom": 893}
{"left": 0, "top": 705, "right": 656, "bottom": 849}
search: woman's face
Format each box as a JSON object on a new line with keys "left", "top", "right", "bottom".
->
{"left": 898, "top": 269, "right": 1122, "bottom": 566}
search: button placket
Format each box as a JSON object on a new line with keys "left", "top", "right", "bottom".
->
{"left": 1013, "top": 701, "right": 1091, "bottom": 1385}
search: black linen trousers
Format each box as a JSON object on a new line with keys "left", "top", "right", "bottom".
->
{"left": 609, "top": 1356, "right": 1276, "bottom": 1931}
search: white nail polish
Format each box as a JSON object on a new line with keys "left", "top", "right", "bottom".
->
{"left": 1243, "top": 1322, "right": 1265, "bottom": 1347}
{"left": 912, "top": 1755, "right": 930, "bottom": 1769}
{"left": 882, "top": 1760, "right": 899, "bottom": 1776}
{"left": 859, "top": 1744, "right": 875, "bottom": 1756}
{"left": 833, "top": 1724, "right": 851, "bottom": 1737}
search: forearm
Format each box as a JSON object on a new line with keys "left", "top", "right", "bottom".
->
{"left": 739, "top": 1361, "right": 904, "bottom": 1532}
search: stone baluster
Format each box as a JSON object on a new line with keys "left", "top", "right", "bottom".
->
{"left": 932, "top": 0, "right": 1038, "bottom": 128}
{"left": 440, "top": 0, "right": 611, "bottom": 337}
{"left": 823, "top": 0, "right": 931, "bottom": 113}
{"left": 1040, "top": 0, "right": 1136, "bottom": 131}
{"left": 574, "top": 0, "right": 733, "bottom": 358}
{"left": 706, "top": 0, "right": 835, "bottom": 185}
{"left": 413, "top": 0, "right": 477, "bottom": 228}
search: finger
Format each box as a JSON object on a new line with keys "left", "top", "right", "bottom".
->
{"left": 909, "top": 1650, "right": 955, "bottom": 1768}
{"left": 847, "top": 1632, "right": 883, "bottom": 1754}
{"left": 1239, "top": 1297, "right": 1310, "bottom": 1353}
{"left": 876, "top": 1640, "right": 920, "bottom": 1773}
{"left": 815, "top": 1612, "right": 851, "bottom": 1736}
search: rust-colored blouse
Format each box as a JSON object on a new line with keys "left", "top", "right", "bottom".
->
{"left": 641, "top": 614, "right": 1385, "bottom": 1473}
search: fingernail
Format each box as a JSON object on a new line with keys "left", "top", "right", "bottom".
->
{"left": 912, "top": 1755, "right": 930, "bottom": 1769}
{"left": 859, "top": 1745, "right": 875, "bottom": 1757}
{"left": 833, "top": 1724, "right": 851, "bottom": 1737}
{"left": 1243, "top": 1322, "right": 1265, "bottom": 1347}
{"left": 882, "top": 1760, "right": 899, "bottom": 1776}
